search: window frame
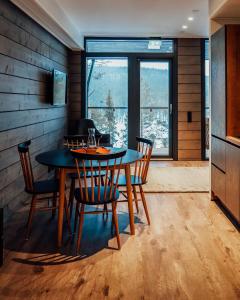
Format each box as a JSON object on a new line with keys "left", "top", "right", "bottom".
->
{"left": 82, "top": 37, "right": 178, "bottom": 159}
{"left": 84, "top": 37, "right": 174, "bottom": 53}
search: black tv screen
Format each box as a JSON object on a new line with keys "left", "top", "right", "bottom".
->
{"left": 52, "top": 69, "right": 67, "bottom": 105}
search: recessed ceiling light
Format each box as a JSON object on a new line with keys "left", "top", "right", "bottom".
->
{"left": 188, "top": 17, "right": 194, "bottom": 21}
{"left": 182, "top": 25, "right": 188, "bottom": 29}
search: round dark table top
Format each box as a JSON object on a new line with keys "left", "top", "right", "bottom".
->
{"left": 35, "top": 148, "right": 143, "bottom": 169}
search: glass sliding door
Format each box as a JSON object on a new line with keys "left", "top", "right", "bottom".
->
{"left": 85, "top": 38, "right": 175, "bottom": 157}
{"left": 86, "top": 58, "right": 128, "bottom": 147}
{"left": 140, "top": 60, "right": 172, "bottom": 156}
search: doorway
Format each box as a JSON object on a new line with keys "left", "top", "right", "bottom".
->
{"left": 84, "top": 38, "right": 176, "bottom": 158}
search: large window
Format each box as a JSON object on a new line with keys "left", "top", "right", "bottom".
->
{"left": 87, "top": 58, "right": 128, "bottom": 147}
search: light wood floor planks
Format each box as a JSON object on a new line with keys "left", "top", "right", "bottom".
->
{"left": 0, "top": 163, "right": 240, "bottom": 300}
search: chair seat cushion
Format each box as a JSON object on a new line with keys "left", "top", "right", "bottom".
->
{"left": 32, "top": 179, "right": 59, "bottom": 194}
{"left": 74, "top": 186, "right": 119, "bottom": 205}
{"left": 114, "top": 174, "right": 143, "bottom": 186}
{"left": 68, "top": 170, "right": 106, "bottom": 180}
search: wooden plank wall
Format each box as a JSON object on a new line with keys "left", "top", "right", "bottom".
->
{"left": 68, "top": 51, "right": 82, "bottom": 133}
{"left": 0, "top": 0, "right": 69, "bottom": 220}
{"left": 177, "top": 38, "right": 202, "bottom": 160}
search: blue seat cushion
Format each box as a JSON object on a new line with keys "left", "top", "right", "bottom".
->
{"left": 32, "top": 179, "right": 59, "bottom": 194}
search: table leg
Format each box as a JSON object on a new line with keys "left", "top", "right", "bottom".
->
{"left": 58, "top": 168, "right": 66, "bottom": 247}
{"left": 125, "top": 164, "right": 135, "bottom": 235}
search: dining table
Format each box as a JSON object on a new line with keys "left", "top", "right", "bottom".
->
{"left": 36, "top": 147, "right": 143, "bottom": 247}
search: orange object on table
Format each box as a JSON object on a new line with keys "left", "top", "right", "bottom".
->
{"left": 71, "top": 147, "right": 110, "bottom": 155}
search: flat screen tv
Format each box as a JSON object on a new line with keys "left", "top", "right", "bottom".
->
{"left": 52, "top": 69, "right": 67, "bottom": 105}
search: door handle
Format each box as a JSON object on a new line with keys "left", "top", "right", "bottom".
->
{"left": 170, "top": 104, "right": 173, "bottom": 115}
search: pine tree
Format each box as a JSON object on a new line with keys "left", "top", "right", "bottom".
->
{"left": 122, "top": 112, "right": 128, "bottom": 146}
{"left": 114, "top": 111, "right": 128, "bottom": 147}
{"left": 105, "top": 90, "right": 115, "bottom": 144}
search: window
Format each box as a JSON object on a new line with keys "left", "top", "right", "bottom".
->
{"left": 86, "top": 58, "right": 128, "bottom": 147}
{"left": 86, "top": 39, "right": 174, "bottom": 53}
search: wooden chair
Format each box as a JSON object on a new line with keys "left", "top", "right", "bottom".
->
{"left": 63, "top": 135, "right": 106, "bottom": 221}
{"left": 71, "top": 149, "right": 126, "bottom": 253}
{"left": 114, "top": 137, "right": 153, "bottom": 225}
{"left": 72, "top": 118, "right": 111, "bottom": 146}
{"left": 18, "top": 140, "right": 71, "bottom": 239}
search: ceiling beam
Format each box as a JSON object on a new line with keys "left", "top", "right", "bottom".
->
{"left": 10, "top": 0, "right": 83, "bottom": 50}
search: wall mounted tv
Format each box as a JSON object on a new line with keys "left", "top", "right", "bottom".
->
{"left": 52, "top": 69, "right": 67, "bottom": 105}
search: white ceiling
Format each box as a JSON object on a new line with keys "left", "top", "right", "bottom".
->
{"left": 12, "top": 0, "right": 209, "bottom": 49}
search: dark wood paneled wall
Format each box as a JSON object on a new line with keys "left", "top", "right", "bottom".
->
{"left": 177, "top": 39, "right": 202, "bottom": 160}
{"left": 68, "top": 51, "right": 82, "bottom": 132}
{"left": 0, "top": 0, "right": 69, "bottom": 219}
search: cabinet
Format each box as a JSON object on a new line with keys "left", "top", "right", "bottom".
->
{"left": 211, "top": 26, "right": 226, "bottom": 139}
{"left": 211, "top": 136, "right": 226, "bottom": 172}
{"left": 226, "top": 144, "right": 240, "bottom": 222}
{"left": 211, "top": 139, "right": 240, "bottom": 222}
{"left": 211, "top": 165, "right": 225, "bottom": 203}
{"left": 211, "top": 25, "right": 240, "bottom": 140}
{"left": 211, "top": 25, "right": 240, "bottom": 224}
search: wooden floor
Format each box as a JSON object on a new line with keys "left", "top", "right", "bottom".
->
{"left": 0, "top": 162, "right": 240, "bottom": 300}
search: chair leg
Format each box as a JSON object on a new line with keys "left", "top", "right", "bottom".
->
{"left": 111, "top": 202, "right": 116, "bottom": 235}
{"left": 111, "top": 202, "right": 121, "bottom": 250}
{"left": 132, "top": 186, "right": 139, "bottom": 213}
{"left": 26, "top": 195, "right": 37, "bottom": 240}
{"left": 68, "top": 179, "right": 75, "bottom": 218}
{"left": 103, "top": 203, "right": 109, "bottom": 218}
{"left": 64, "top": 196, "right": 72, "bottom": 235}
{"left": 76, "top": 204, "right": 85, "bottom": 253}
{"left": 139, "top": 185, "right": 150, "bottom": 225}
{"left": 52, "top": 192, "right": 57, "bottom": 219}
{"left": 74, "top": 202, "right": 80, "bottom": 233}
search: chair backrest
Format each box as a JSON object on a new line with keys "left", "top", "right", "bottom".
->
{"left": 71, "top": 149, "right": 126, "bottom": 203}
{"left": 64, "top": 135, "right": 86, "bottom": 149}
{"left": 134, "top": 137, "right": 153, "bottom": 183}
{"left": 75, "top": 119, "right": 101, "bottom": 135}
{"left": 18, "top": 140, "right": 34, "bottom": 193}
{"left": 64, "top": 134, "right": 102, "bottom": 149}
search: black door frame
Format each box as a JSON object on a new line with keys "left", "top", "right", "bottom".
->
{"left": 82, "top": 37, "right": 178, "bottom": 159}
{"left": 129, "top": 57, "right": 174, "bottom": 158}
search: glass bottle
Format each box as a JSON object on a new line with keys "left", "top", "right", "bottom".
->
{"left": 87, "top": 128, "right": 96, "bottom": 148}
